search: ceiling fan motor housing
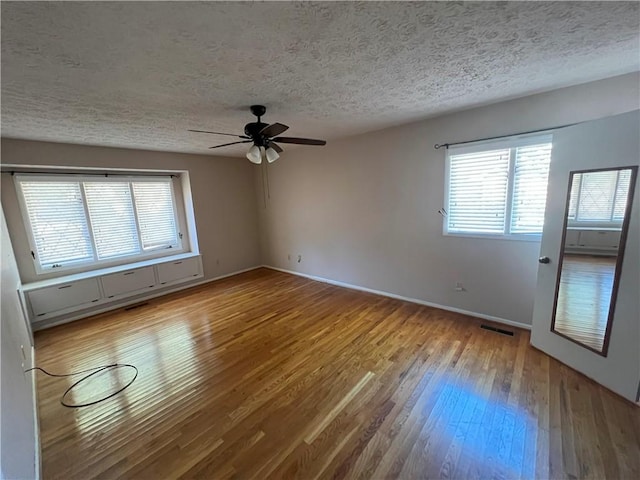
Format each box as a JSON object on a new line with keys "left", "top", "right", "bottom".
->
{"left": 245, "top": 105, "right": 269, "bottom": 145}
{"left": 244, "top": 122, "right": 269, "bottom": 143}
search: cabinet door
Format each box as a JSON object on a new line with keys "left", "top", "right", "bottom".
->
{"left": 29, "top": 278, "right": 101, "bottom": 316}
{"left": 157, "top": 257, "right": 200, "bottom": 285}
{"left": 565, "top": 230, "right": 580, "bottom": 247}
{"left": 101, "top": 266, "right": 156, "bottom": 298}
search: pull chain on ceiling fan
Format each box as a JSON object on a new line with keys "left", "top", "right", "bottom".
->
{"left": 189, "top": 105, "right": 327, "bottom": 164}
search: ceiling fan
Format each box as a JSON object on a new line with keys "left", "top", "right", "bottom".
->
{"left": 189, "top": 105, "right": 327, "bottom": 164}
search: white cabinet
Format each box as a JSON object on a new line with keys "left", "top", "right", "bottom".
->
{"left": 157, "top": 257, "right": 200, "bottom": 285}
{"left": 565, "top": 229, "right": 621, "bottom": 254}
{"left": 577, "top": 230, "right": 621, "bottom": 249}
{"left": 101, "top": 266, "right": 156, "bottom": 298}
{"left": 23, "top": 254, "right": 203, "bottom": 327}
{"left": 28, "top": 278, "right": 101, "bottom": 317}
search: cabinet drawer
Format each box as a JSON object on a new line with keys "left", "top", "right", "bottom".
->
{"left": 157, "top": 257, "right": 200, "bottom": 284}
{"left": 578, "top": 230, "right": 621, "bottom": 248}
{"left": 101, "top": 266, "right": 156, "bottom": 298}
{"left": 29, "top": 278, "right": 101, "bottom": 316}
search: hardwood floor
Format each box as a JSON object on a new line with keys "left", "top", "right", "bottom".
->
{"left": 34, "top": 268, "right": 639, "bottom": 479}
{"left": 554, "top": 254, "right": 617, "bottom": 351}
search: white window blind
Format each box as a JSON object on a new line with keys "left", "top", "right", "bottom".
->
{"left": 567, "top": 174, "right": 581, "bottom": 220}
{"left": 16, "top": 175, "right": 182, "bottom": 272}
{"left": 445, "top": 135, "right": 553, "bottom": 237}
{"left": 613, "top": 169, "right": 631, "bottom": 221}
{"left": 576, "top": 171, "right": 618, "bottom": 221}
{"left": 19, "top": 181, "right": 93, "bottom": 268}
{"left": 132, "top": 182, "right": 179, "bottom": 250}
{"left": 447, "top": 149, "right": 510, "bottom": 234}
{"left": 84, "top": 182, "right": 140, "bottom": 259}
{"left": 510, "top": 144, "right": 553, "bottom": 233}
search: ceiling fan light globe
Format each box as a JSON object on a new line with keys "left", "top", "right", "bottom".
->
{"left": 246, "top": 145, "right": 262, "bottom": 164}
{"left": 265, "top": 147, "right": 280, "bottom": 163}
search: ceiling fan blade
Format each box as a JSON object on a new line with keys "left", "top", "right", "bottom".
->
{"left": 189, "top": 129, "right": 249, "bottom": 139}
{"left": 269, "top": 142, "right": 283, "bottom": 153}
{"left": 273, "top": 136, "right": 327, "bottom": 146}
{"left": 208, "top": 140, "right": 252, "bottom": 149}
{"left": 260, "top": 122, "right": 289, "bottom": 138}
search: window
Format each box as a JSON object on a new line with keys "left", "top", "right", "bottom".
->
{"left": 567, "top": 169, "right": 631, "bottom": 225}
{"left": 445, "top": 135, "right": 553, "bottom": 238}
{"left": 16, "top": 175, "right": 182, "bottom": 272}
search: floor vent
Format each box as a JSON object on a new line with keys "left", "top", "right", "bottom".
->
{"left": 124, "top": 302, "right": 149, "bottom": 311}
{"left": 480, "top": 324, "right": 514, "bottom": 336}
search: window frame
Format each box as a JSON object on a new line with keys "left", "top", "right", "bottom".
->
{"left": 15, "top": 173, "right": 185, "bottom": 275}
{"left": 443, "top": 133, "right": 553, "bottom": 241}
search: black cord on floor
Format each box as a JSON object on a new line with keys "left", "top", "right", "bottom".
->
{"left": 25, "top": 364, "right": 138, "bottom": 408}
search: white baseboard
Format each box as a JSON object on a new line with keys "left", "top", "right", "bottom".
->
{"left": 262, "top": 265, "right": 531, "bottom": 331}
{"left": 32, "top": 265, "right": 262, "bottom": 331}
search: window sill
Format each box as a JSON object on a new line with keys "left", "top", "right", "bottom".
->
{"left": 566, "top": 226, "right": 622, "bottom": 232}
{"left": 442, "top": 232, "right": 542, "bottom": 242}
{"left": 22, "top": 252, "right": 201, "bottom": 291}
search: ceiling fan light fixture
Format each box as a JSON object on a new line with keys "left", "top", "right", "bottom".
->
{"left": 265, "top": 147, "right": 280, "bottom": 163}
{"left": 246, "top": 145, "right": 262, "bottom": 164}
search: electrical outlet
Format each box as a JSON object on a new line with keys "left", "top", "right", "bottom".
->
{"left": 297, "top": 255, "right": 302, "bottom": 263}
{"left": 287, "top": 254, "right": 291, "bottom": 261}
{"left": 216, "top": 258, "right": 220, "bottom": 266}
{"left": 455, "top": 282, "right": 464, "bottom": 292}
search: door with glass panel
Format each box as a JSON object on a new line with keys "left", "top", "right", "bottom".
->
{"left": 530, "top": 110, "right": 640, "bottom": 403}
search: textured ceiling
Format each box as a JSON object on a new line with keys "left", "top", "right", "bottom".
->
{"left": 1, "top": 1, "right": 639, "bottom": 157}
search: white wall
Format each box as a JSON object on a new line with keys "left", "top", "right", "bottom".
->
{"left": 531, "top": 110, "right": 639, "bottom": 402}
{"left": 1, "top": 140, "right": 261, "bottom": 284}
{"left": 1, "top": 207, "right": 38, "bottom": 479}
{"left": 256, "top": 72, "right": 640, "bottom": 327}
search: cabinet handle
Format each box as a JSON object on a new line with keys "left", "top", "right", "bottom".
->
{"left": 173, "top": 261, "right": 183, "bottom": 265}
{"left": 124, "top": 272, "right": 135, "bottom": 276}
{"left": 58, "top": 285, "right": 72, "bottom": 289}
